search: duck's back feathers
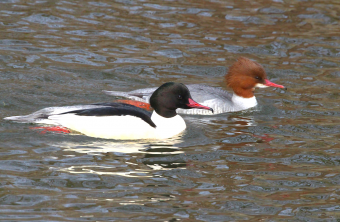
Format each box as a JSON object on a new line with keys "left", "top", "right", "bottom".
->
{"left": 63, "top": 104, "right": 155, "bottom": 128}
{"left": 102, "top": 88, "right": 156, "bottom": 103}
{"left": 4, "top": 103, "right": 155, "bottom": 127}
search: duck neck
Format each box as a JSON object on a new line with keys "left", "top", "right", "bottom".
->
{"left": 231, "top": 93, "right": 257, "bottom": 111}
{"left": 151, "top": 111, "right": 186, "bottom": 137}
{"left": 153, "top": 108, "right": 177, "bottom": 118}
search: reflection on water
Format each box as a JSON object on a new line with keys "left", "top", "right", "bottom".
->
{"left": 51, "top": 135, "right": 191, "bottom": 177}
{"left": 57, "top": 165, "right": 154, "bottom": 177}
{"left": 1, "top": 0, "right": 340, "bottom": 221}
{"left": 60, "top": 141, "right": 155, "bottom": 155}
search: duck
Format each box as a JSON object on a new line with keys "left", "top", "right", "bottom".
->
{"left": 104, "top": 57, "right": 286, "bottom": 115}
{"left": 4, "top": 82, "right": 213, "bottom": 140}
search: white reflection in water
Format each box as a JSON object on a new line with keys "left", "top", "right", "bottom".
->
{"left": 60, "top": 141, "right": 150, "bottom": 155}
{"left": 55, "top": 134, "right": 186, "bottom": 155}
{"left": 55, "top": 165, "right": 153, "bottom": 177}
{"left": 49, "top": 136, "right": 186, "bottom": 176}
{"left": 230, "top": 116, "right": 256, "bottom": 127}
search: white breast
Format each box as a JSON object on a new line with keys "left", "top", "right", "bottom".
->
{"left": 151, "top": 111, "right": 186, "bottom": 139}
{"left": 231, "top": 94, "right": 257, "bottom": 111}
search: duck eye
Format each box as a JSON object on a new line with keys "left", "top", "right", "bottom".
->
{"left": 255, "top": 76, "right": 260, "bottom": 80}
{"left": 178, "top": 95, "right": 183, "bottom": 100}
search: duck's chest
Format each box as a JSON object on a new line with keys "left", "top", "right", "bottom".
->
{"left": 151, "top": 112, "right": 186, "bottom": 139}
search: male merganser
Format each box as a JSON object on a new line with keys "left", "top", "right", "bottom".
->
{"left": 4, "top": 82, "right": 213, "bottom": 140}
{"left": 104, "top": 57, "right": 286, "bottom": 115}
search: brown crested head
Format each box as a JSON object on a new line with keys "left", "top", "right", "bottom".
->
{"left": 225, "top": 57, "right": 267, "bottom": 98}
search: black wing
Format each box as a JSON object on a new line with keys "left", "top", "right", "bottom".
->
{"left": 62, "top": 103, "right": 156, "bottom": 128}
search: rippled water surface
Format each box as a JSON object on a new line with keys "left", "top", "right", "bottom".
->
{"left": 1, "top": 0, "right": 340, "bottom": 221}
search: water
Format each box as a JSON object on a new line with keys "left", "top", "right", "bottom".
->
{"left": 1, "top": 0, "right": 340, "bottom": 221}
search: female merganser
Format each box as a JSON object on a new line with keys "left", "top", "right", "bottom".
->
{"left": 104, "top": 57, "right": 286, "bottom": 115}
{"left": 4, "top": 82, "right": 213, "bottom": 140}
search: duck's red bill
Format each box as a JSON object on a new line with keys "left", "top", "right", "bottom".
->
{"left": 265, "top": 79, "right": 286, "bottom": 89}
{"left": 187, "top": 98, "right": 214, "bottom": 113}
{"left": 115, "top": 99, "right": 152, "bottom": 111}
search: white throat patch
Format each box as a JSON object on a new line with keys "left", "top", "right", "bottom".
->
{"left": 255, "top": 83, "right": 269, "bottom": 88}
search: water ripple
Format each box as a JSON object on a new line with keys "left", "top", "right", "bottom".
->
{"left": 1, "top": 0, "right": 339, "bottom": 220}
